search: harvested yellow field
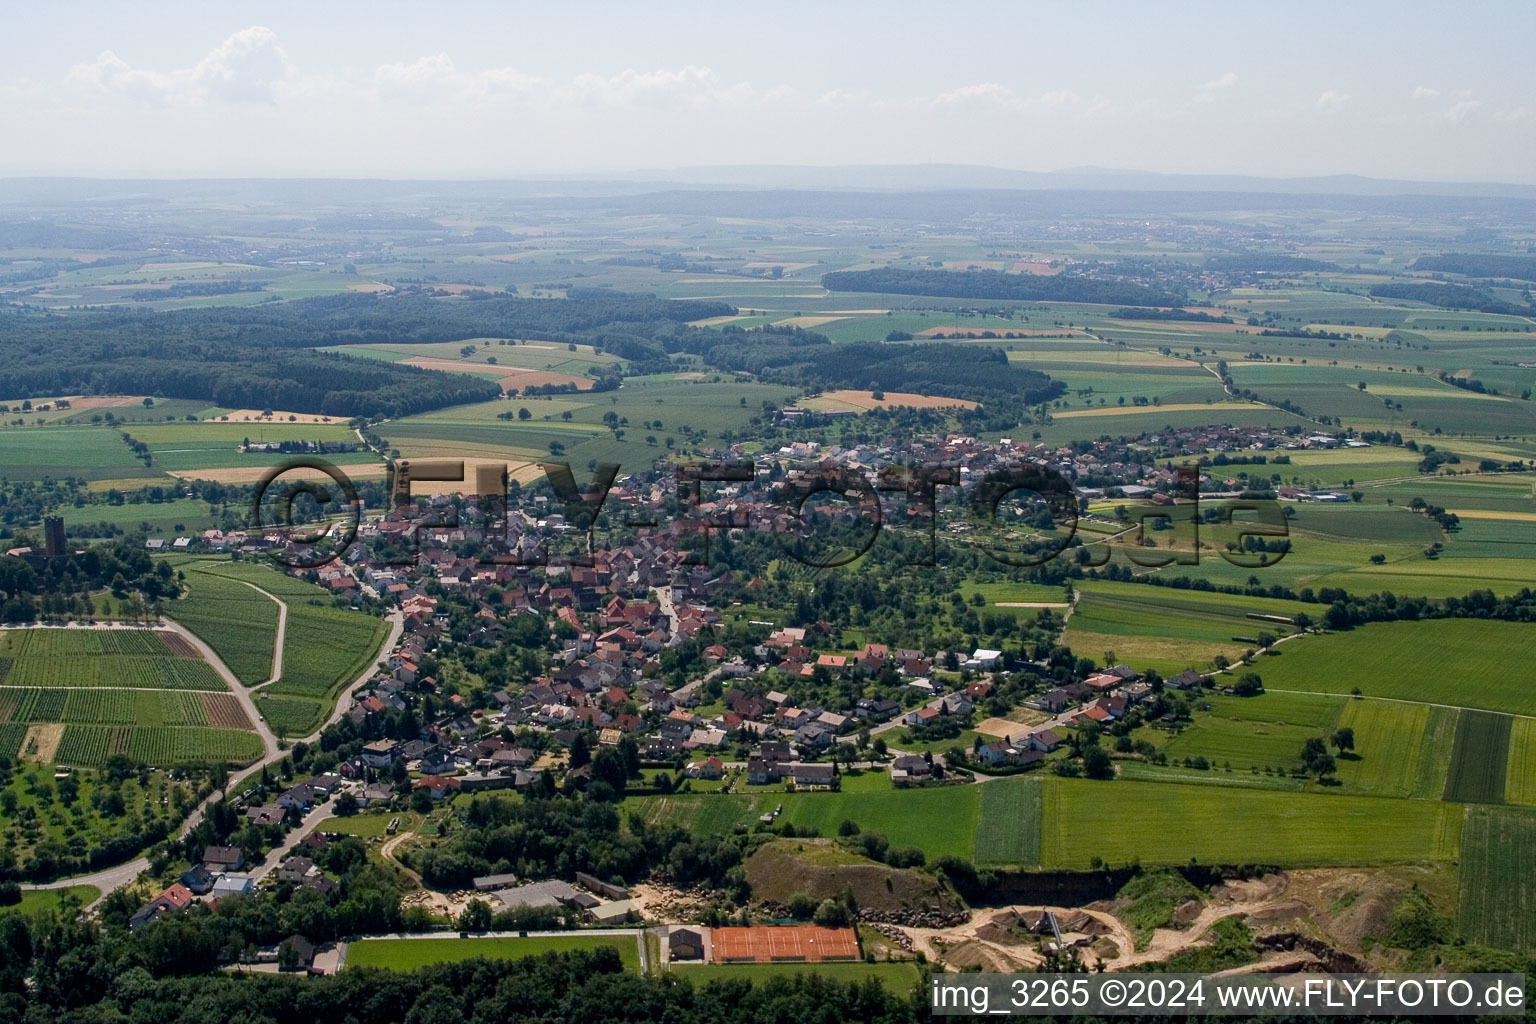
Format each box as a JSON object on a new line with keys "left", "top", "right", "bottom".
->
{"left": 168, "top": 464, "right": 387, "bottom": 484}
{"left": 1449, "top": 509, "right": 1536, "bottom": 523}
{"left": 213, "top": 409, "right": 349, "bottom": 424}
{"left": 803, "top": 390, "right": 978, "bottom": 411}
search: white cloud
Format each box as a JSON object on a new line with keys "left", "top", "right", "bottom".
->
{"left": 68, "top": 26, "right": 294, "bottom": 106}
{"left": 1195, "top": 72, "right": 1237, "bottom": 101}
{"left": 1445, "top": 99, "right": 1481, "bottom": 122}
{"left": 1412, "top": 85, "right": 1439, "bottom": 100}
{"left": 1315, "top": 90, "right": 1349, "bottom": 109}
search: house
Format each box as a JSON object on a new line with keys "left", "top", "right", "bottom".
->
{"left": 414, "top": 775, "right": 461, "bottom": 800}
{"left": 669, "top": 927, "right": 705, "bottom": 961}
{"left": 1167, "top": 669, "right": 1208, "bottom": 690}
{"left": 278, "top": 935, "right": 317, "bottom": 972}
{"left": 418, "top": 750, "right": 458, "bottom": 776}
{"left": 129, "top": 883, "right": 195, "bottom": 930}
{"left": 685, "top": 756, "right": 725, "bottom": 780}
{"left": 211, "top": 875, "right": 254, "bottom": 898}
{"left": 180, "top": 865, "right": 215, "bottom": 895}
{"left": 889, "top": 754, "right": 932, "bottom": 785}
{"left": 277, "top": 856, "right": 320, "bottom": 884}
{"left": 202, "top": 845, "right": 245, "bottom": 873}
{"left": 906, "top": 706, "right": 940, "bottom": 728}
{"left": 1030, "top": 688, "right": 1073, "bottom": 713}
{"left": 790, "top": 763, "right": 836, "bottom": 789}
{"left": 966, "top": 648, "right": 1003, "bottom": 670}
{"left": 1021, "top": 729, "right": 1062, "bottom": 753}
{"left": 361, "top": 739, "right": 399, "bottom": 768}
{"left": 747, "top": 757, "right": 783, "bottom": 785}
{"left": 246, "top": 803, "right": 284, "bottom": 826}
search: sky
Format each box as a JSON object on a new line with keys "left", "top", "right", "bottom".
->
{"left": 2, "top": 0, "right": 1534, "bottom": 183}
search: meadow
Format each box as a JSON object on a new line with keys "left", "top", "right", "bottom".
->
{"left": 1257, "top": 620, "right": 1536, "bottom": 717}
{"left": 345, "top": 934, "right": 642, "bottom": 972}
{"left": 1039, "top": 777, "right": 1462, "bottom": 869}
{"left": 623, "top": 785, "right": 981, "bottom": 861}
{"left": 1506, "top": 718, "right": 1536, "bottom": 807}
{"left": 0, "top": 426, "right": 160, "bottom": 482}
{"left": 0, "top": 886, "right": 101, "bottom": 918}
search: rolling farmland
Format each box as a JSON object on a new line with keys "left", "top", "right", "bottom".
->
{"left": 1039, "top": 777, "right": 1462, "bottom": 869}
{"left": 1506, "top": 718, "right": 1536, "bottom": 807}
{"left": 1442, "top": 711, "right": 1512, "bottom": 804}
{"left": 1259, "top": 619, "right": 1536, "bottom": 717}
{"left": 1458, "top": 806, "right": 1536, "bottom": 952}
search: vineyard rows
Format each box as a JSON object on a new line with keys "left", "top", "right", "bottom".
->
{"left": 0, "top": 687, "right": 225, "bottom": 726}
{"left": 48, "top": 725, "right": 261, "bottom": 767}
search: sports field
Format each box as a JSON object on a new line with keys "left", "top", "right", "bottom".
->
{"left": 344, "top": 934, "right": 641, "bottom": 972}
{"left": 1039, "top": 777, "right": 1463, "bottom": 869}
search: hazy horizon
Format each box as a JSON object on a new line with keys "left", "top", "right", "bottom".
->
{"left": 3, "top": 0, "right": 1534, "bottom": 182}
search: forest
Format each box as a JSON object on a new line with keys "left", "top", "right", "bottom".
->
{"left": 1366, "top": 281, "right": 1535, "bottom": 316}
{"left": 0, "top": 292, "right": 732, "bottom": 417}
{"left": 1411, "top": 253, "right": 1536, "bottom": 281}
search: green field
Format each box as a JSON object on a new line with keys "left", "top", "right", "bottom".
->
{"left": 1258, "top": 620, "right": 1536, "bottom": 717}
{"left": 1458, "top": 806, "right": 1536, "bottom": 952}
{"left": 623, "top": 786, "right": 980, "bottom": 861}
{"left": 166, "top": 570, "right": 280, "bottom": 685}
{"left": 1039, "top": 777, "right": 1462, "bottom": 869}
{"left": 673, "top": 961, "right": 919, "bottom": 994}
{"left": 1442, "top": 711, "right": 1512, "bottom": 805}
{"left": 0, "top": 687, "right": 217, "bottom": 726}
{"left": 1061, "top": 582, "right": 1313, "bottom": 676}
{"left": 0, "top": 426, "right": 160, "bottom": 481}
{"left": 973, "top": 776, "right": 1041, "bottom": 867}
{"left": 48, "top": 723, "right": 261, "bottom": 767}
{"left": 1162, "top": 692, "right": 1342, "bottom": 774}
{"left": 345, "top": 934, "right": 641, "bottom": 972}
{"left": 1331, "top": 700, "right": 1436, "bottom": 798}
{"left": 1507, "top": 718, "right": 1536, "bottom": 807}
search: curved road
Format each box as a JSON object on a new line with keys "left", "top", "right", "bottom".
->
{"left": 20, "top": 588, "right": 402, "bottom": 906}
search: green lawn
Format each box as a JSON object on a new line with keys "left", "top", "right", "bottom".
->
{"left": 1260, "top": 620, "right": 1536, "bottom": 717}
{"left": 1040, "top": 777, "right": 1463, "bottom": 869}
{"left": 673, "top": 960, "right": 919, "bottom": 994}
{"left": 0, "top": 885, "right": 100, "bottom": 917}
{"left": 345, "top": 934, "right": 641, "bottom": 972}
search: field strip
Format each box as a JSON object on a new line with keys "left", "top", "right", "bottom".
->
{"left": 190, "top": 567, "right": 288, "bottom": 688}
{"left": 1267, "top": 688, "right": 1536, "bottom": 722}
{"left": 1448, "top": 509, "right": 1536, "bottom": 523}
{"left": 1052, "top": 401, "right": 1268, "bottom": 418}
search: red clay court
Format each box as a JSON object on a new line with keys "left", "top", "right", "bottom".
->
{"left": 710, "top": 925, "right": 859, "bottom": 963}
